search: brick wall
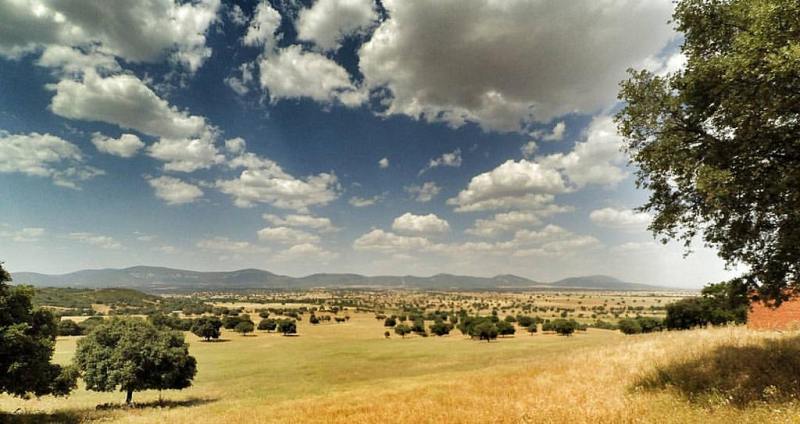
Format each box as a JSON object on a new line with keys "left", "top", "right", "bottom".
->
{"left": 748, "top": 298, "right": 800, "bottom": 330}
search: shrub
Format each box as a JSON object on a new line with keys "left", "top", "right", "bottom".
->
{"left": 550, "top": 319, "right": 578, "bottom": 336}
{"left": 58, "top": 319, "right": 83, "bottom": 336}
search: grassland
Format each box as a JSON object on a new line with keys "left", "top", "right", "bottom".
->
{"left": 3, "top": 306, "right": 800, "bottom": 423}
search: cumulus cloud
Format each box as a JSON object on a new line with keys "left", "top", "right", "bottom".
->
{"left": 225, "top": 63, "right": 256, "bottom": 96}
{"left": 296, "top": 0, "right": 378, "bottom": 51}
{"left": 348, "top": 194, "right": 383, "bottom": 207}
{"left": 91, "top": 133, "right": 144, "bottom": 158}
{"left": 217, "top": 167, "right": 339, "bottom": 211}
{"left": 391, "top": 213, "right": 449, "bottom": 236}
{"left": 447, "top": 160, "right": 567, "bottom": 212}
{"left": 37, "top": 46, "right": 120, "bottom": 74}
{"left": 242, "top": 1, "right": 281, "bottom": 47}
{"left": 257, "top": 226, "right": 320, "bottom": 245}
{"left": 405, "top": 182, "right": 440, "bottom": 203}
{"left": 146, "top": 175, "right": 203, "bottom": 205}
{"left": 0, "top": 0, "right": 221, "bottom": 71}
{"left": 147, "top": 134, "right": 224, "bottom": 172}
{"left": 537, "top": 116, "right": 627, "bottom": 188}
{"left": 353, "top": 229, "right": 437, "bottom": 253}
{"left": 520, "top": 141, "right": 538, "bottom": 159}
{"left": 67, "top": 232, "right": 122, "bottom": 249}
{"left": 589, "top": 207, "right": 652, "bottom": 230}
{"left": 358, "top": 0, "right": 674, "bottom": 132}
{"left": 263, "top": 214, "right": 337, "bottom": 233}
{"left": 465, "top": 211, "right": 545, "bottom": 238}
{"left": 273, "top": 243, "right": 338, "bottom": 262}
{"left": 0, "top": 131, "right": 103, "bottom": 188}
{"left": 419, "top": 149, "right": 461, "bottom": 175}
{"left": 378, "top": 157, "right": 389, "bottom": 169}
{"left": 50, "top": 71, "right": 208, "bottom": 140}
{"left": 258, "top": 45, "right": 365, "bottom": 106}
{"left": 531, "top": 121, "right": 566, "bottom": 142}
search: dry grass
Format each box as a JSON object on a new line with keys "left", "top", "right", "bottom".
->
{"left": 2, "top": 316, "right": 800, "bottom": 423}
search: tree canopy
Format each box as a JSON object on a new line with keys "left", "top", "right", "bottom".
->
{"left": 75, "top": 317, "right": 197, "bottom": 404}
{"left": 616, "top": 0, "right": 800, "bottom": 303}
{"left": 0, "top": 263, "right": 77, "bottom": 398}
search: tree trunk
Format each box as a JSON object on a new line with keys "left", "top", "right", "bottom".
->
{"left": 126, "top": 388, "right": 133, "bottom": 404}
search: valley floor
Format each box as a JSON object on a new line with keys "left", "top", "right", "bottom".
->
{"left": 2, "top": 314, "right": 799, "bottom": 423}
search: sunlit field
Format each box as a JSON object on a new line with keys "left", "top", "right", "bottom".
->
{"left": 3, "top": 307, "right": 800, "bottom": 423}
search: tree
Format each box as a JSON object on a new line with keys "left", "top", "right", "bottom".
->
{"left": 309, "top": 315, "right": 320, "bottom": 325}
{"left": 191, "top": 316, "right": 222, "bottom": 341}
{"left": 57, "top": 319, "right": 83, "bottom": 336}
{"left": 618, "top": 318, "right": 642, "bottom": 335}
{"left": 394, "top": 324, "right": 411, "bottom": 338}
{"left": 616, "top": 0, "right": 800, "bottom": 303}
{"left": 278, "top": 319, "right": 297, "bottom": 336}
{"left": 551, "top": 319, "right": 577, "bottom": 336}
{"left": 0, "top": 263, "right": 77, "bottom": 398}
{"left": 527, "top": 324, "right": 538, "bottom": 334}
{"left": 665, "top": 280, "right": 750, "bottom": 330}
{"left": 384, "top": 330, "right": 391, "bottom": 338}
{"left": 384, "top": 317, "right": 396, "bottom": 327}
{"left": 75, "top": 317, "right": 196, "bottom": 404}
{"left": 258, "top": 318, "right": 277, "bottom": 332}
{"left": 471, "top": 321, "right": 498, "bottom": 342}
{"left": 496, "top": 320, "right": 516, "bottom": 336}
{"left": 429, "top": 321, "right": 451, "bottom": 336}
{"left": 234, "top": 320, "right": 255, "bottom": 336}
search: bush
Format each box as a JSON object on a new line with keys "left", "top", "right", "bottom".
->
{"left": 496, "top": 320, "right": 516, "bottom": 336}
{"left": 58, "top": 319, "right": 83, "bottom": 336}
{"left": 618, "top": 318, "right": 642, "bottom": 335}
{"left": 234, "top": 320, "right": 255, "bottom": 336}
{"left": 394, "top": 324, "right": 411, "bottom": 338}
{"left": 384, "top": 317, "right": 396, "bottom": 327}
{"left": 258, "top": 318, "right": 277, "bottom": 332}
{"left": 550, "top": 319, "right": 578, "bottom": 336}
{"left": 429, "top": 321, "right": 451, "bottom": 336}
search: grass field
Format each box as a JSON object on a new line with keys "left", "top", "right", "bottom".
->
{"left": 3, "top": 310, "right": 800, "bottom": 423}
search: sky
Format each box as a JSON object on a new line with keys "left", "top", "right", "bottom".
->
{"left": 0, "top": 0, "right": 739, "bottom": 288}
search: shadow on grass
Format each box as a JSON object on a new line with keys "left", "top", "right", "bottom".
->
{"left": 0, "top": 397, "right": 218, "bottom": 423}
{"left": 635, "top": 336, "right": 800, "bottom": 406}
{"left": 199, "top": 338, "right": 230, "bottom": 343}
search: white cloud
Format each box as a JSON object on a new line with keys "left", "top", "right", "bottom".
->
{"left": 37, "top": 46, "right": 120, "bottom": 74}
{"left": 465, "top": 211, "right": 544, "bottom": 238}
{"left": 147, "top": 134, "right": 224, "bottom": 172}
{"left": 50, "top": 70, "right": 209, "bottom": 140}
{"left": 67, "top": 232, "right": 122, "bottom": 249}
{"left": 405, "top": 182, "right": 440, "bottom": 203}
{"left": 196, "top": 236, "right": 270, "bottom": 254}
{"left": 224, "top": 137, "right": 246, "bottom": 155}
{"left": 228, "top": 4, "right": 248, "bottom": 26}
{"left": 531, "top": 121, "right": 566, "bottom": 142}
{"left": 348, "top": 194, "right": 383, "bottom": 207}
{"left": 378, "top": 157, "right": 389, "bottom": 169}
{"left": 419, "top": 148, "right": 461, "bottom": 175}
{"left": 590, "top": 207, "right": 652, "bottom": 230}
{"left": 391, "top": 213, "right": 449, "bottom": 236}
{"left": 0, "top": 0, "right": 220, "bottom": 72}
{"left": 242, "top": 1, "right": 281, "bottom": 47}
{"left": 146, "top": 175, "right": 203, "bottom": 205}
{"left": 258, "top": 45, "right": 365, "bottom": 106}
{"left": 0, "top": 227, "right": 46, "bottom": 243}
{"left": 225, "top": 62, "right": 256, "bottom": 96}
{"left": 296, "top": 0, "right": 378, "bottom": 51}
{"left": 447, "top": 159, "right": 567, "bottom": 212}
{"left": 358, "top": 0, "right": 675, "bottom": 132}
{"left": 91, "top": 133, "right": 144, "bottom": 158}
{"left": 353, "top": 229, "right": 437, "bottom": 253}
{"left": 217, "top": 168, "right": 339, "bottom": 211}
{"left": 520, "top": 141, "right": 538, "bottom": 159}
{"left": 0, "top": 131, "right": 103, "bottom": 188}
{"left": 537, "top": 116, "right": 627, "bottom": 188}
{"left": 257, "top": 226, "right": 320, "bottom": 245}
{"left": 273, "top": 243, "right": 338, "bottom": 262}
{"left": 263, "top": 214, "right": 337, "bottom": 233}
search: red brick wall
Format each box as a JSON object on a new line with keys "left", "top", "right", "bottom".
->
{"left": 748, "top": 298, "right": 800, "bottom": 330}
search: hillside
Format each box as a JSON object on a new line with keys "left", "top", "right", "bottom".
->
{"left": 12, "top": 266, "right": 675, "bottom": 292}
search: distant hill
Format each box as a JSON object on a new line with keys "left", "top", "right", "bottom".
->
{"left": 552, "top": 275, "right": 673, "bottom": 291}
{"left": 11, "top": 266, "right": 675, "bottom": 292}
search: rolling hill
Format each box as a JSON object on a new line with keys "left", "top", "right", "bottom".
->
{"left": 11, "top": 266, "right": 675, "bottom": 292}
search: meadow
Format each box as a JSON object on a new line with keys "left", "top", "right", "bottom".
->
{"left": 3, "top": 292, "right": 800, "bottom": 423}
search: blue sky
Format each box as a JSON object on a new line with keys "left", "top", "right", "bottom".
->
{"left": 0, "top": 0, "right": 738, "bottom": 287}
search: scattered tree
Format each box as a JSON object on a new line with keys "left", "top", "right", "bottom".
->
{"left": 57, "top": 319, "right": 83, "bottom": 336}
{"left": 191, "top": 316, "right": 222, "bottom": 341}
{"left": 278, "top": 319, "right": 297, "bottom": 336}
{"left": 234, "top": 320, "right": 255, "bottom": 336}
{"left": 394, "top": 324, "right": 411, "bottom": 338}
{"left": 258, "top": 319, "right": 277, "bottom": 332}
{"left": 75, "top": 317, "right": 196, "bottom": 404}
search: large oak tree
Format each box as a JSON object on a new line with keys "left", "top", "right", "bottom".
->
{"left": 616, "top": 0, "right": 800, "bottom": 303}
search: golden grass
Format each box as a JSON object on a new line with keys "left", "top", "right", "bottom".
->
{"left": 2, "top": 314, "right": 799, "bottom": 423}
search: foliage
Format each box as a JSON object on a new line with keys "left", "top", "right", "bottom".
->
{"left": 277, "top": 319, "right": 297, "bottom": 336}
{"left": 235, "top": 320, "right": 255, "bottom": 336}
{"left": 57, "top": 319, "right": 83, "bottom": 336}
{"left": 191, "top": 316, "right": 222, "bottom": 341}
{"left": 429, "top": 320, "right": 451, "bottom": 336}
{"left": 666, "top": 280, "right": 750, "bottom": 330}
{"left": 258, "top": 319, "right": 277, "bottom": 332}
{"left": 550, "top": 319, "right": 578, "bottom": 336}
{"left": 616, "top": 0, "right": 800, "bottom": 303}
{"left": 74, "top": 317, "right": 196, "bottom": 404}
{"left": 394, "top": 324, "right": 411, "bottom": 338}
{"left": 0, "top": 263, "right": 77, "bottom": 398}
{"left": 496, "top": 320, "right": 516, "bottom": 336}
{"left": 384, "top": 317, "right": 396, "bottom": 327}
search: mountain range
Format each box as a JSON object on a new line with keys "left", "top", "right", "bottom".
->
{"left": 10, "top": 266, "right": 676, "bottom": 293}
